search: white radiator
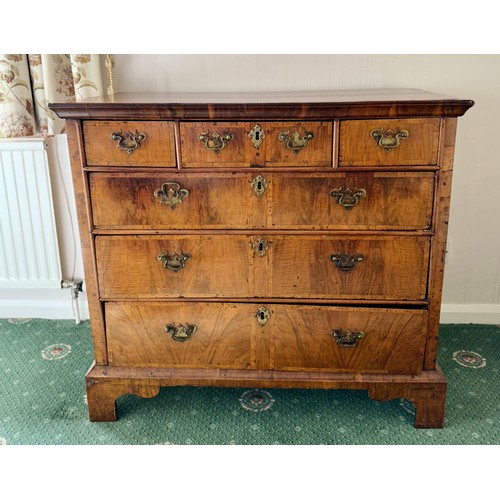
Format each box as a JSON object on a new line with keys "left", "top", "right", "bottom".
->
{"left": 0, "top": 138, "right": 62, "bottom": 289}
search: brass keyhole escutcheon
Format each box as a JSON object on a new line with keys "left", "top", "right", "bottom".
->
{"left": 252, "top": 237, "right": 270, "bottom": 257}
{"left": 255, "top": 306, "right": 271, "bottom": 326}
{"left": 251, "top": 175, "right": 268, "bottom": 197}
{"left": 248, "top": 124, "right": 266, "bottom": 149}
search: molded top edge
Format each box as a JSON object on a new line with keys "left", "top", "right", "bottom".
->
{"left": 49, "top": 89, "right": 474, "bottom": 119}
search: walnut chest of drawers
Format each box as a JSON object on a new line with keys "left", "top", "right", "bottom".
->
{"left": 50, "top": 89, "right": 473, "bottom": 428}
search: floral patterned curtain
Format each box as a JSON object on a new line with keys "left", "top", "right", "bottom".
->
{"left": 0, "top": 54, "right": 104, "bottom": 138}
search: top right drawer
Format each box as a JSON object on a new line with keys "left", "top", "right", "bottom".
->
{"left": 339, "top": 118, "right": 440, "bottom": 167}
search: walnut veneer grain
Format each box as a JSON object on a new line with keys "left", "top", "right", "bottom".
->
{"left": 50, "top": 90, "right": 473, "bottom": 428}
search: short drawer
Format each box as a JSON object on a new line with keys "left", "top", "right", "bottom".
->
{"left": 105, "top": 302, "right": 253, "bottom": 369}
{"left": 180, "top": 121, "right": 333, "bottom": 167}
{"left": 95, "top": 235, "right": 253, "bottom": 299}
{"left": 272, "top": 305, "right": 427, "bottom": 374}
{"left": 90, "top": 173, "right": 254, "bottom": 229}
{"left": 339, "top": 118, "right": 440, "bottom": 166}
{"left": 269, "top": 235, "right": 430, "bottom": 300}
{"left": 268, "top": 171, "right": 434, "bottom": 230}
{"left": 83, "top": 120, "right": 176, "bottom": 166}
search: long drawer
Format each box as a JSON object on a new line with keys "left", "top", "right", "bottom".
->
{"left": 95, "top": 235, "right": 430, "bottom": 300}
{"left": 105, "top": 302, "right": 427, "bottom": 374}
{"left": 90, "top": 172, "right": 435, "bottom": 230}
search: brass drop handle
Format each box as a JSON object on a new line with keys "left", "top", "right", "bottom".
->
{"left": 154, "top": 182, "right": 189, "bottom": 209}
{"left": 330, "top": 187, "right": 366, "bottom": 209}
{"left": 278, "top": 130, "right": 314, "bottom": 152}
{"left": 110, "top": 129, "right": 147, "bottom": 154}
{"left": 165, "top": 323, "right": 197, "bottom": 343}
{"left": 199, "top": 130, "right": 234, "bottom": 154}
{"left": 330, "top": 253, "right": 364, "bottom": 272}
{"left": 157, "top": 252, "right": 191, "bottom": 273}
{"left": 370, "top": 128, "right": 409, "bottom": 152}
{"left": 331, "top": 329, "right": 365, "bottom": 349}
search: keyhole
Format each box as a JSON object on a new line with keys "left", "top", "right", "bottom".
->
{"left": 260, "top": 311, "right": 265, "bottom": 320}
{"left": 257, "top": 181, "right": 262, "bottom": 190}
{"left": 255, "top": 130, "right": 260, "bottom": 141}
{"left": 259, "top": 242, "right": 263, "bottom": 252}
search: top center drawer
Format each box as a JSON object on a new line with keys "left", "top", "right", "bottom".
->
{"left": 180, "top": 121, "right": 333, "bottom": 167}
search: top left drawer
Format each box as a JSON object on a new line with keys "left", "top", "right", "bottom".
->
{"left": 83, "top": 121, "right": 176, "bottom": 167}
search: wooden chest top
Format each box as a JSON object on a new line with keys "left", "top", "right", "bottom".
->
{"left": 50, "top": 88, "right": 473, "bottom": 120}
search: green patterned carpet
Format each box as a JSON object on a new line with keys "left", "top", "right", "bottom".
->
{"left": 0, "top": 318, "right": 498, "bottom": 445}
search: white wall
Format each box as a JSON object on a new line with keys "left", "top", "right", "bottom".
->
{"left": 52, "top": 55, "right": 500, "bottom": 322}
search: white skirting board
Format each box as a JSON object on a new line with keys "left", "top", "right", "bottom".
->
{"left": 439, "top": 304, "right": 500, "bottom": 325}
{"left": 0, "top": 294, "right": 498, "bottom": 324}
{"left": 0, "top": 289, "right": 89, "bottom": 321}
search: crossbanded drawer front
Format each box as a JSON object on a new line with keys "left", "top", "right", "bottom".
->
{"left": 339, "top": 118, "right": 440, "bottom": 166}
{"left": 180, "top": 121, "right": 333, "bottom": 167}
{"left": 272, "top": 305, "right": 427, "bottom": 374}
{"left": 269, "top": 235, "right": 430, "bottom": 300}
{"left": 83, "top": 120, "right": 176, "bottom": 167}
{"left": 105, "top": 302, "right": 253, "bottom": 369}
{"left": 96, "top": 235, "right": 429, "bottom": 301}
{"left": 105, "top": 302, "right": 427, "bottom": 374}
{"left": 95, "top": 235, "right": 252, "bottom": 299}
{"left": 90, "top": 171, "right": 434, "bottom": 231}
{"left": 89, "top": 173, "right": 254, "bottom": 229}
{"left": 269, "top": 171, "right": 434, "bottom": 230}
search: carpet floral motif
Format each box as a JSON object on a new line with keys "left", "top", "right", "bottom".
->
{"left": 452, "top": 350, "right": 486, "bottom": 369}
{"left": 41, "top": 344, "right": 72, "bottom": 361}
{"left": 239, "top": 389, "right": 275, "bottom": 412}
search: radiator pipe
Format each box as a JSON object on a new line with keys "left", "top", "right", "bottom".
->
{"left": 61, "top": 280, "right": 84, "bottom": 324}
